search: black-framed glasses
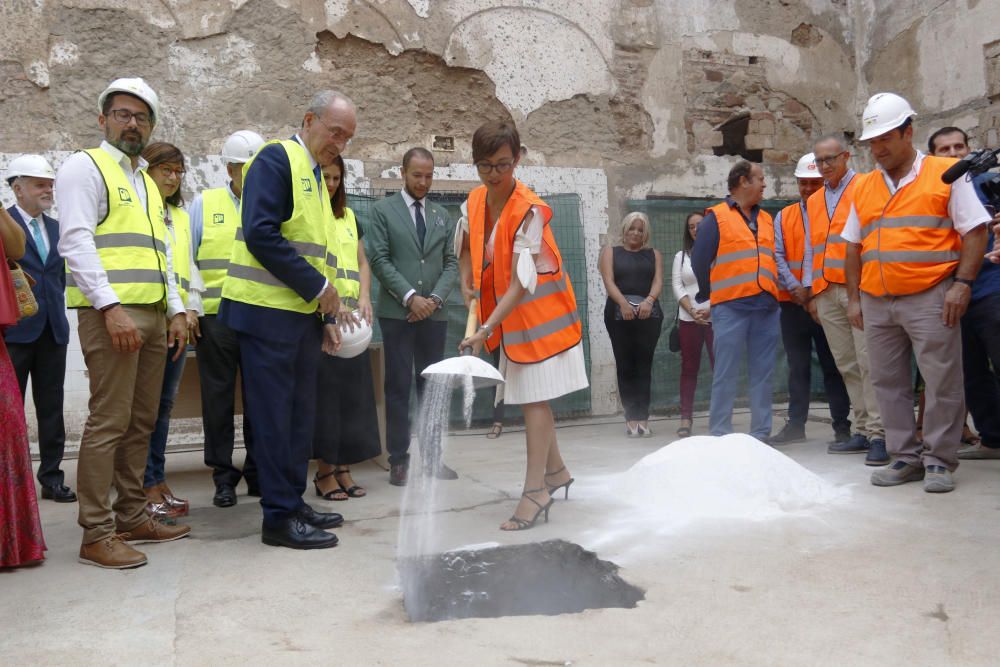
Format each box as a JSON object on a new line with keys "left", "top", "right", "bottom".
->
{"left": 314, "top": 116, "right": 352, "bottom": 146}
{"left": 814, "top": 151, "right": 846, "bottom": 166}
{"left": 475, "top": 161, "right": 515, "bottom": 175}
{"left": 107, "top": 109, "right": 152, "bottom": 127}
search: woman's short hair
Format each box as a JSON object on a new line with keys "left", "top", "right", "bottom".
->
{"left": 472, "top": 120, "right": 520, "bottom": 164}
{"left": 141, "top": 142, "right": 185, "bottom": 208}
{"left": 620, "top": 211, "right": 651, "bottom": 248}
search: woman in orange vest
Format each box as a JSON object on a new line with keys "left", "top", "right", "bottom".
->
{"left": 458, "top": 121, "right": 588, "bottom": 531}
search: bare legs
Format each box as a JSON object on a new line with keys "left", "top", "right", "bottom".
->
{"left": 500, "top": 400, "right": 570, "bottom": 530}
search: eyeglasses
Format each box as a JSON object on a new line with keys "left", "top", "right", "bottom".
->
{"left": 314, "top": 116, "right": 352, "bottom": 147}
{"left": 154, "top": 165, "right": 186, "bottom": 178}
{"left": 107, "top": 109, "right": 152, "bottom": 127}
{"left": 475, "top": 161, "right": 515, "bottom": 175}
{"left": 814, "top": 151, "right": 846, "bottom": 166}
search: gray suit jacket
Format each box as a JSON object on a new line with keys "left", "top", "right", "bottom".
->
{"left": 367, "top": 192, "right": 458, "bottom": 321}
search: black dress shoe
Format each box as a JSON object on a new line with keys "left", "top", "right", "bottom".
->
{"left": 433, "top": 463, "right": 459, "bottom": 480}
{"left": 297, "top": 503, "right": 344, "bottom": 529}
{"left": 261, "top": 517, "right": 338, "bottom": 549}
{"left": 41, "top": 483, "right": 77, "bottom": 503}
{"left": 389, "top": 463, "right": 408, "bottom": 487}
{"left": 213, "top": 484, "right": 237, "bottom": 508}
{"left": 768, "top": 422, "right": 807, "bottom": 445}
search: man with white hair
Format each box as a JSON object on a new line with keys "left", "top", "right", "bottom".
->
{"left": 187, "top": 129, "right": 265, "bottom": 508}
{"left": 3, "top": 155, "right": 75, "bottom": 503}
{"left": 845, "top": 93, "right": 991, "bottom": 493}
{"left": 56, "top": 77, "right": 190, "bottom": 568}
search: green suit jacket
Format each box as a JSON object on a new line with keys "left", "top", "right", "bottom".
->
{"left": 367, "top": 192, "right": 458, "bottom": 321}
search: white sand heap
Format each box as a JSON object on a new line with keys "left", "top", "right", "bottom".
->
{"left": 615, "top": 434, "right": 848, "bottom": 531}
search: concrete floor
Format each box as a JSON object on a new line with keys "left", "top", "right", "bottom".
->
{"left": 2, "top": 409, "right": 999, "bottom": 666}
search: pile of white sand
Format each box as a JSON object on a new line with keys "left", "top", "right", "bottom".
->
{"left": 613, "top": 434, "right": 848, "bottom": 531}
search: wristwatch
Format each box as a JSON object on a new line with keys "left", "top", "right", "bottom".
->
{"left": 430, "top": 294, "right": 443, "bottom": 309}
{"left": 479, "top": 322, "right": 493, "bottom": 335}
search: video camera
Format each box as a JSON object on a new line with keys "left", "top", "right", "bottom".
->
{"left": 942, "top": 148, "right": 1000, "bottom": 214}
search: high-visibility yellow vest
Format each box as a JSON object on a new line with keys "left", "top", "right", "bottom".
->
{"left": 328, "top": 207, "right": 361, "bottom": 309}
{"left": 66, "top": 148, "right": 168, "bottom": 308}
{"left": 168, "top": 204, "right": 192, "bottom": 306}
{"left": 196, "top": 187, "right": 240, "bottom": 315}
{"left": 222, "top": 140, "right": 331, "bottom": 314}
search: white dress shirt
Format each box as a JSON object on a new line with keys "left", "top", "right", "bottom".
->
{"left": 16, "top": 204, "right": 49, "bottom": 256}
{"left": 55, "top": 140, "right": 184, "bottom": 317}
{"left": 841, "top": 151, "right": 991, "bottom": 243}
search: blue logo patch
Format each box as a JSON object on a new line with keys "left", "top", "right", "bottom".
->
{"left": 301, "top": 178, "right": 313, "bottom": 193}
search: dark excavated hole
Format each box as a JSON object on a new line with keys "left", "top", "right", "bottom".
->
{"left": 399, "top": 540, "right": 645, "bottom": 622}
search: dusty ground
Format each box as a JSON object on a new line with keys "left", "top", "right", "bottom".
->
{"left": 2, "top": 408, "right": 999, "bottom": 666}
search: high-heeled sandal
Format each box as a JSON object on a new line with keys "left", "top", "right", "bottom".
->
{"left": 500, "top": 488, "right": 554, "bottom": 531}
{"left": 333, "top": 468, "right": 366, "bottom": 498}
{"left": 544, "top": 466, "right": 575, "bottom": 500}
{"left": 486, "top": 422, "right": 503, "bottom": 439}
{"left": 313, "top": 471, "right": 348, "bottom": 501}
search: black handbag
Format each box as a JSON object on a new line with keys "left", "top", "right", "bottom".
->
{"left": 614, "top": 293, "right": 664, "bottom": 321}
{"left": 668, "top": 306, "right": 681, "bottom": 352}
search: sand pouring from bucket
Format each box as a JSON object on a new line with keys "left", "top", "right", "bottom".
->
{"left": 421, "top": 299, "right": 504, "bottom": 389}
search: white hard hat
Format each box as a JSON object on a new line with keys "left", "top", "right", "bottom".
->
{"left": 6, "top": 154, "right": 55, "bottom": 184}
{"left": 221, "top": 130, "right": 266, "bottom": 164}
{"left": 98, "top": 77, "right": 159, "bottom": 122}
{"left": 794, "top": 152, "right": 822, "bottom": 179}
{"left": 859, "top": 93, "right": 916, "bottom": 141}
{"left": 335, "top": 313, "right": 372, "bottom": 359}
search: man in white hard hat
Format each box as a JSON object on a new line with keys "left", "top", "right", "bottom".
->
{"left": 55, "top": 77, "right": 190, "bottom": 569}
{"left": 218, "top": 90, "right": 353, "bottom": 549}
{"left": 3, "top": 155, "right": 75, "bottom": 503}
{"left": 844, "top": 92, "right": 991, "bottom": 493}
{"left": 187, "top": 129, "right": 265, "bottom": 508}
{"left": 769, "top": 153, "right": 851, "bottom": 447}
{"left": 807, "top": 133, "right": 887, "bottom": 462}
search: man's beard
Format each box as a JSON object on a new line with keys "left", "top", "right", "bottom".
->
{"left": 107, "top": 129, "right": 146, "bottom": 157}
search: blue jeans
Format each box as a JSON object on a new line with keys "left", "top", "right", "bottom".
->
{"left": 708, "top": 300, "right": 780, "bottom": 439}
{"left": 144, "top": 346, "right": 187, "bottom": 488}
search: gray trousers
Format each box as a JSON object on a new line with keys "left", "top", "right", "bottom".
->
{"left": 862, "top": 280, "right": 965, "bottom": 470}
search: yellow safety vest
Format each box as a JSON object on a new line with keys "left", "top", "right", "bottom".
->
{"left": 196, "top": 187, "right": 240, "bottom": 315}
{"left": 168, "top": 204, "right": 192, "bottom": 307}
{"left": 66, "top": 148, "right": 168, "bottom": 308}
{"left": 328, "top": 208, "right": 361, "bottom": 308}
{"left": 222, "top": 140, "right": 332, "bottom": 314}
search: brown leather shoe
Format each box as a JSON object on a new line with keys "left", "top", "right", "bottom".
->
{"left": 79, "top": 535, "right": 148, "bottom": 569}
{"left": 157, "top": 482, "right": 189, "bottom": 515}
{"left": 118, "top": 517, "right": 191, "bottom": 544}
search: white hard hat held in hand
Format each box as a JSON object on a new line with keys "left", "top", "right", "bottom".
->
{"left": 99, "top": 77, "right": 159, "bottom": 123}
{"left": 5, "top": 154, "right": 55, "bottom": 184}
{"left": 794, "top": 152, "right": 822, "bottom": 179}
{"left": 859, "top": 93, "right": 916, "bottom": 141}
{"left": 221, "top": 130, "right": 266, "bottom": 164}
{"left": 336, "top": 312, "right": 373, "bottom": 359}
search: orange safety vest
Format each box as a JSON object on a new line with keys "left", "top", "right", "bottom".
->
{"left": 853, "top": 156, "right": 961, "bottom": 297}
{"left": 807, "top": 174, "right": 856, "bottom": 295}
{"left": 707, "top": 202, "right": 779, "bottom": 305}
{"left": 776, "top": 202, "right": 806, "bottom": 303}
{"left": 467, "top": 181, "right": 582, "bottom": 364}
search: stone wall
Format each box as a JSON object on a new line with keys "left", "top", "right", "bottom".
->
{"left": 1, "top": 0, "right": 998, "bottom": 431}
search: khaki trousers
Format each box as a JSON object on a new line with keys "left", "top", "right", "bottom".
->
{"left": 861, "top": 280, "right": 965, "bottom": 470}
{"left": 76, "top": 305, "right": 167, "bottom": 544}
{"left": 814, "top": 284, "right": 884, "bottom": 439}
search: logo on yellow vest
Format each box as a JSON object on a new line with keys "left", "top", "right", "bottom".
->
{"left": 117, "top": 187, "right": 133, "bottom": 203}
{"left": 301, "top": 178, "right": 313, "bottom": 194}
{"left": 212, "top": 213, "right": 225, "bottom": 225}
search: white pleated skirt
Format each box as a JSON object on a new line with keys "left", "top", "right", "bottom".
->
{"left": 496, "top": 342, "right": 589, "bottom": 405}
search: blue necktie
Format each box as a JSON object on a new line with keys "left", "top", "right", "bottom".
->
{"left": 30, "top": 218, "right": 47, "bottom": 263}
{"left": 314, "top": 164, "right": 322, "bottom": 189}
{"left": 414, "top": 200, "right": 426, "bottom": 248}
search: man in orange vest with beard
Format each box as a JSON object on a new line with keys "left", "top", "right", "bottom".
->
{"left": 692, "top": 160, "right": 780, "bottom": 441}
{"left": 770, "top": 153, "right": 851, "bottom": 447}
{"left": 844, "top": 93, "right": 991, "bottom": 493}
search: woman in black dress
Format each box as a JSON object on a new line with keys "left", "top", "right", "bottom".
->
{"left": 312, "top": 156, "right": 381, "bottom": 500}
{"left": 599, "top": 212, "right": 663, "bottom": 437}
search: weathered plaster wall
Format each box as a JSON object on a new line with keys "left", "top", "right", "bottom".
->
{"left": 1, "top": 0, "right": 998, "bottom": 431}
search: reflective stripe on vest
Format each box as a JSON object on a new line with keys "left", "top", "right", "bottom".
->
{"left": 329, "top": 207, "right": 361, "bottom": 303}
{"left": 776, "top": 202, "right": 807, "bottom": 303}
{"left": 197, "top": 187, "right": 240, "bottom": 315}
{"left": 853, "top": 156, "right": 961, "bottom": 297}
{"left": 467, "top": 181, "right": 583, "bottom": 364}
{"left": 168, "top": 205, "right": 192, "bottom": 306}
{"left": 707, "top": 202, "right": 778, "bottom": 305}
{"left": 65, "top": 148, "right": 168, "bottom": 308}
{"left": 221, "top": 140, "right": 332, "bottom": 314}
{"left": 806, "top": 175, "right": 856, "bottom": 295}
